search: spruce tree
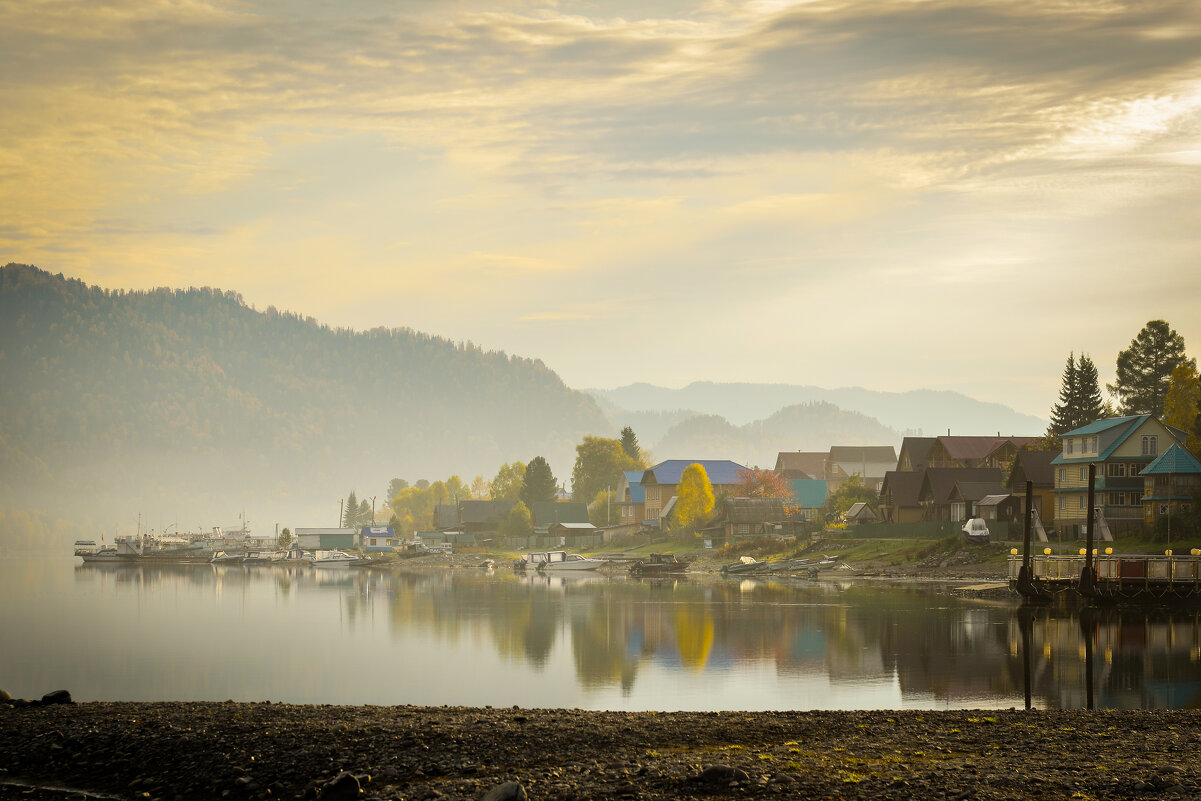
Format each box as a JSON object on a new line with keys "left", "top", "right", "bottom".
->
{"left": 620, "top": 426, "right": 640, "bottom": 462}
{"left": 1075, "top": 354, "right": 1103, "bottom": 427}
{"left": 1108, "top": 320, "right": 1191, "bottom": 417}
{"left": 520, "top": 456, "right": 558, "bottom": 508}
{"left": 1048, "top": 353, "right": 1079, "bottom": 438}
{"left": 342, "top": 490, "right": 359, "bottom": 527}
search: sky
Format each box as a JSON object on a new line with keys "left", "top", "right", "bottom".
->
{"left": 3, "top": 0, "right": 1200, "bottom": 419}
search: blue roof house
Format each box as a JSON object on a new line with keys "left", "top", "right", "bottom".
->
{"left": 1141, "top": 443, "right": 1201, "bottom": 525}
{"left": 1051, "top": 415, "right": 1188, "bottom": 535}
{"left": 640, "top": 460, "right": 749, "bottom": 528}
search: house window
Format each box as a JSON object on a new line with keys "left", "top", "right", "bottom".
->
{"left": 1066, "top": 439, "right": 1074, "bottom": 455}
{"left": 737, "top": 524, "right": 750, "bottom": 535}
{"left": 1059, "top": 468, "right": 1066, "bottom": 483}
{"left": 1108, "top": 492, "right": 1126, "bottom": 506}
{"left": 1078, "top": 496, "right": 1086, "bottom": 510}
{"left": 1142, "top": 436, "right": 1158, "bottom": 456}
{"left": 1107, "top": 463, "right": 1126, "bottom": 477}
{"left": 1131, "top": 492, "right": 1142, "bottom": 506}
{"left": 1079, "top": 467, "right": 1088, "bottom": 481}
{"left": 1059, "top": 496, "right": 1066, "bottom": 511}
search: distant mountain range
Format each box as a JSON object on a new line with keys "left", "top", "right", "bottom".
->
{"left": 589, "top": 382, "right": 1046, "bottom": 441}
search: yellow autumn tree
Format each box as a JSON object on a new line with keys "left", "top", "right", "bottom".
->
{"left": 675, "top": 463, "right": 715, "bottom": 531}
{"left": 1164, "top": 361, "right": 1201, "bottom": 455}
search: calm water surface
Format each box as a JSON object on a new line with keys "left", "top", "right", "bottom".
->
{"left": 3, "top": 556, "right": 1200, "bottom": 710}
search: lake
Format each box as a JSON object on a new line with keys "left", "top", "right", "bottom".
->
{"left": 3, "top": 556, "right": 1200, "bottom": 710}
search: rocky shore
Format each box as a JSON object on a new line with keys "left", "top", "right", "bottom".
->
{"left": 2, "top": 695, "right": 1199, "bottom": 800}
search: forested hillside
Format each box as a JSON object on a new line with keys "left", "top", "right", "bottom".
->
{"left": 0, "top": 264, "right": 607, "bottom": 530}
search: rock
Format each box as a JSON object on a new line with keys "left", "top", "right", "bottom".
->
{"left": 480, "top": 781, "right": 527, "bottom": 801}
{"left": 317, "top": 772, "right": 361, "bottom": 801}
{"left": 698, "top": 765, "right": 750, "bottom": 786}
{"left": 0, "top": 689, "right": 11, "bottom": 703}
{"left": 41, "top": 690, "right": 72, "bottom": 705}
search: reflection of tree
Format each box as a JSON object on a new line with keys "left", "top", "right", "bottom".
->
{"left": 673, "top": 607, "right": 715, "bottom": 671}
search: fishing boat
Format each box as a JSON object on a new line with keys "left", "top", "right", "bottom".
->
{"left": 537, "top": 551, "right": 605, "bottom": 572}
{"left": 242, "top": 550, "right": 284, "bottom": 565}
{"left": 514, "top": 552, "right": 550, "bottom": 571}
{"left": 79, "top": 547, "right": 123, "bottom": 564}
{"left": 73, "top": 540, "right": 102, "bottom": 557}
{"left": 628, "top": 553, "right": 689, "bottom": 577}
{"left": 312, "top": 550, "right": 356, "bottom": 568}
{"left": 720, "top": 556, "right": 771, "bottom": 575}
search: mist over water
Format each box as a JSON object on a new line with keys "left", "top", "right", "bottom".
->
{"left": 3, "top": 556, "right": 1199, "bottom": 710}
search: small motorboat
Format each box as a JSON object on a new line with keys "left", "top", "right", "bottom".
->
{"left": 720, "top": 556, "right": 771, "bottom": 575}
{"left": 962, "top": 518, "right": 991, "bottom": 544}
{"left": 629, "top": 553, "right": 689, "bottom": 577}
{"left": 537, "top": 551, "right": 605, "bottom": 572}
{"left": 312, "top": 550, "right": 356, "bottom": 568}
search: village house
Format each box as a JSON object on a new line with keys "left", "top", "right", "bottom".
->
{"left": 639, "top": 460, "right": 749, "bottom": 527}
{"left": 824, "top": 446, "right": 897, "bottom": 494}
{"left": 1140, "top": 443, "right": 1201, "bottom": 526}
{"left": 530, "top": 501, "right": 590, "bottom": 535}
{"left": 896, "top": 437, "right": 938, "bottom": 471}
{"left": 1006, "top": 449, "right": 1057, "bottom": 526}
{"left": 774, "top": 451, "right": 827, "bottom": 481}
{"left": 924, "top": 435, "right": 1039, "bottom": 471}
{"left": 787, "top": 478, "right": 828, "bottom": 522}
{"left": 878, "top": 471, "right": 926, "bottom": 523}
{"left": 1051, "top": 415, "right": 1188, "bottom": 537}
{"left": 917, "top": 468, "right": 1004, "bottom": 522}
{"left": 615, "top": 470, "right": 647, "bottom": 527}
{"left": 844, "top": 502, "right": 877, "bottom": 525}
{"left": 703, "top": 497, "right": 788, "bottom": 542}
{"left": 948, "top": 479, "right": 1008, "bottom": 521}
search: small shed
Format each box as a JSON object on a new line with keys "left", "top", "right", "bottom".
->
{"left": 361, "top": 525, "right": 397, "bottom": 552}
{"left": 844, "top": 502, "right": 877, "bottom": 525}
{"left": 976, "top": 494, "right": 1020, "bottom": 522}
{"left": 548, "top": 522, "right": 601, "bottom": 549}
{"left": 295, "top": 527, "right": 357, "bottom": 550}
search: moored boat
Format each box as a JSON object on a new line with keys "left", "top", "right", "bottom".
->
{"left": 537, "top": 551, "right": 605, "bottom": 572}
{"left": 629, "top": 553, "right": 690, "bottom": 577}
{"left": 312, "top": 550, "right": 356, "bottom": 568}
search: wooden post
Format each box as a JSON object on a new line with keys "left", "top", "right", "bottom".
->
{"left": 1023, "top": 480, "right": 1033, "bottom": 575}
{"left": 1080, "top": 464, "right": 1097, "bottom": 596}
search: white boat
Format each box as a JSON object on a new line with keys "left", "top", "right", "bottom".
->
{"left": 312, "top": 550, "right": 356, "bottom": 568}
{"left": 73, "top": 540, "right": 102, "bottom": 557}
{"left": 210, "top": 551, "right": 244, "bottom": 564}
{"left": 536, "top": 551, "right": 605, "bottom": 572}
{"left": 80, "top": 547, "right": 123, "bottom": 564}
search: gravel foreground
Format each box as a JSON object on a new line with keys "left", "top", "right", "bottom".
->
{"left": 2, "top": 701, "right": 1200, "bottom": 801}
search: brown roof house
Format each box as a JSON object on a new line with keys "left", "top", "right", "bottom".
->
{"left": 825, "top": 446, "right": 898, "bottom": 494}
{"left": 1006, "top": 450, "right": 1057, "bottom": 527}
{"left": 917, "top": 468, "right": 1004, "bottom": 522}
{"left": 705, "top": 497, "right": 788, "bottom": 542}
{"left": 844, "top": 502, "right": 878, "bottom": 525}
{"left": 878, "top": 471, "right": 926, "bottom": 523}
{"left": 927, "top": 436, "right": 1039, "bottom": 471}
{"left": 948, "top": 480, "right": 1008, "bottom": 521}
{"left": 896, "top": 437, "right": 939, "bottom": 472}
{"left": 774, "top": 451, "right": 828, "bottom": 480}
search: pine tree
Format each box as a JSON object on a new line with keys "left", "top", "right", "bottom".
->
{"left": 342, "top": 491, "right": 359, "bottom": 527}
{"left": 520, "top": 456, "right": 558, "bottom": 507}
{"left": 358, "top": 499, "right": 371, "bottom": 526}
{"left": 1108, "top": 320, "right": 1192, "bottom": 417}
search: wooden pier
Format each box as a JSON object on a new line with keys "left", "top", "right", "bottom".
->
{"left": 1008, "top": 552, "right": 1201, "bottom": 604}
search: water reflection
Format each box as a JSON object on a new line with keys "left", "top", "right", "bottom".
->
{"left": 1, "top": 558, "right": 1198, "bottom": 709}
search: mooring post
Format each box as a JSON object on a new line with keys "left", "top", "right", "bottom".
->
{"left": 1022, "top": 480, "right": 1033, "bottom": 575}
{"left": 1080, "top": 464, "right": 1097, "bottom": 595}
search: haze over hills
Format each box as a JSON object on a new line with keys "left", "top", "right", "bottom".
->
{"left": 0, "top": 264, "right": 607, "bottom": 532}
{"left": 1, "top": 265, "right": 1050, "bottom": 541}
{"left": 589, "top": 382, "right": 1048, "bottom": 441}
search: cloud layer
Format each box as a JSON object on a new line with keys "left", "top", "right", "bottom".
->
{"left": 3, "top": 0, "right": 1200, "bottom": 417}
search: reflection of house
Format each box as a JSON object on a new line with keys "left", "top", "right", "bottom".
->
{"left": 531, "top": 501, "right": 590, "bottom": 535}
{"left": 1140, "top": 444, "right": 1201, "bottom": 525}
{"left": 616, "top": 470, "right": 647, "bottom": 526}
{"left": 1006, "top": 450, "right": 1057, "bottom": 526}
{"left": 878, "top": 471, "right": 925, "bottom": 523}
{"left": 1052, "top": 415, "right": 1187, "bottom": 536}
{"left": 774, "top": 451, "right": 827, "bottom": 480}
{"left": 918, "top": 468, "right": 1004, "bottom": 522}
{"left": 845, "top": 502, "right": 877, "bottom": 525}
{"left": 825, "top": 446, "right": 897, "bottom": 494}
{"left": 640, "top": 460, "right": 749, "bottom": 527}
{"left": 788, "top": 479, "right": 828, "bottom": 521}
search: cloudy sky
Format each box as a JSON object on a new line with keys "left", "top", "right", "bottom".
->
{"left": 3, "top": 0, "right": 1200, "bottom": 418}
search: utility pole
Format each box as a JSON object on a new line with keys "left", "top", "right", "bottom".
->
{"left": 371, "top": 496, "right": 377, "bottom": 526}
{"left": 339, "top": 498, "right": 344, "bottom": 528}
